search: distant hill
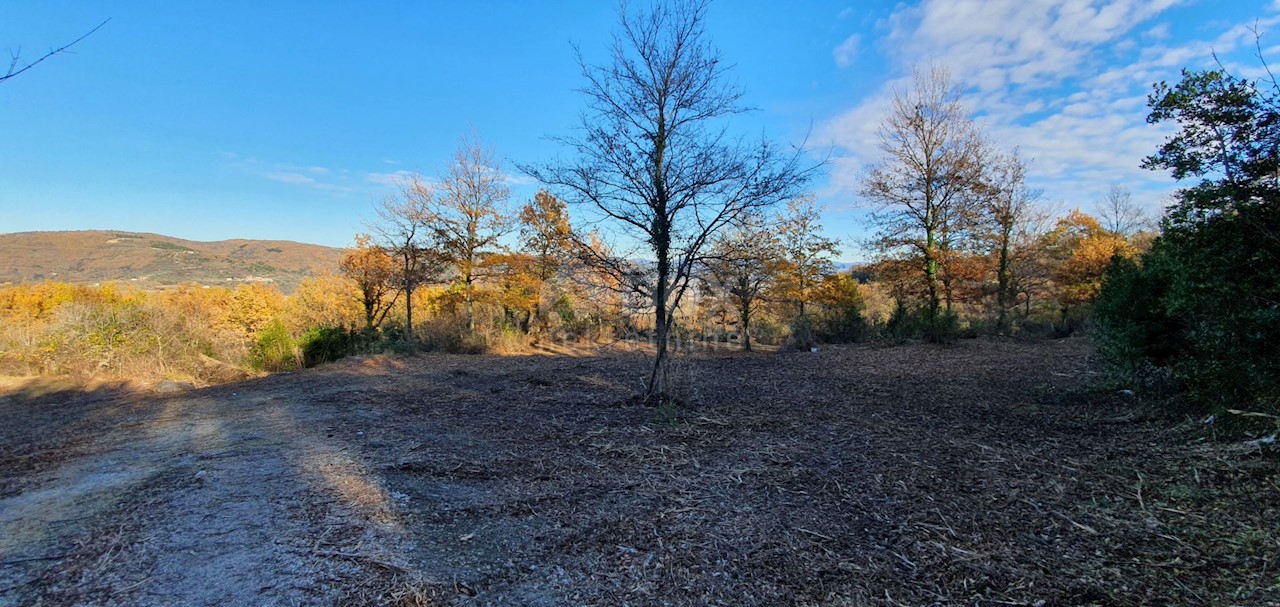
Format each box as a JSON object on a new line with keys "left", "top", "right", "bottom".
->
{"left": 0, "top": 231, "right": 346, "bottom": 293}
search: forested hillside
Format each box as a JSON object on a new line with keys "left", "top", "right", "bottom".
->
{"left": 0, "top": 231, "right": 343, "bottom": 293}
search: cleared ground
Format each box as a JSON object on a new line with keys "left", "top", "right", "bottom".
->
{"left": 0, "top": 338, "right": 1276, "bottom": 606}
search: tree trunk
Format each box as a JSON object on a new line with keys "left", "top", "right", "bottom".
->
{"left": 996, "top": 230, "right": 1011, "bottom": 334}
{"left": 364, "top": 293, "right": 376, "bottom": 331}
{"left": 942, "top": 275, "right": 954, "bottom": 315}
{"left": 404, "top": 277, "right": 414, "bottom": 346}
{"left": 924, "top": 227, "right": 940, "bottom": 318}
{"left": 797, "top": 267, "right": 808, "bottom": 319}
{"left": 739, "top": 298, "right": 752, "bottom": 352}
{"left": 647, "top": 114, "right": 671, "bottom": 404}
{"left": 465, "top": 272, "right": 475, "bottom": 332}
{"left": 651, "top": 288, "right": 670, "bottom": 401}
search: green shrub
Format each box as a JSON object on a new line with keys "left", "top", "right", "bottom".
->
{"left": 783, "top": 314, "right": 816, "bottom": 351}
{"left": 885, "top": 304, "right": 957, "bottom": 343}
{"left": 1096, "top": 211, "right": 1280, "bottom": 422}
{"left": 752, "top": 316, "right": 786, "bottom": 346}
{"left": 249, "top": 319, "right": 298, "bottom": 372}
{"left": 299, "top": 326, "right": 355, "bottom": 367}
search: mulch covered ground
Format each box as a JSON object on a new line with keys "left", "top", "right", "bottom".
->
{"left": 1, "top": 337, "right": 1277, "bottom": 606}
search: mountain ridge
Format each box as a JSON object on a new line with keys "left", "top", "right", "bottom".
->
{"left": 0, "top": 230, "right": 346, "bottom": 293}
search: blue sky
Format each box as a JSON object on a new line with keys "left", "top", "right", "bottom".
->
{"left": 1, "top": 1, "right": 1276, "bottom": 260}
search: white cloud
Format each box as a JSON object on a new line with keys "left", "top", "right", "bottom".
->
{"left": 364, "top": 170, "right": 420, "bottom": 187}
{"left": 822, "top": 0, "right": 1276, "bottom": 218}
{"left": 223, "top": 156, "right": 355, "bottom": 195}
{"left": 263, "top": 171, "right": 317, "bottom": 186}
{"left": 1143, "top": 22, "right": 1171, "bottom": 40}
{"left": 503, "top": 172, "right": 537, "bottom": 187}
{"left": 833, "top": 34, "right": 861, "bottom": 68}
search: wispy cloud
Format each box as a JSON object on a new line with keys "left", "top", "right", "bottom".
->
{"left": 833, "top": 34, "right": 861, "bottom": 68}
{"left": 263, "top": 171, "right": 318, "bottom": 186}
{"left": 503, "top": 172, "right": 537, "bottom": 187}
{"left": 224, "top": 156, "right": 355, "bottom": 195}
{"left": 822, "top": 0, "right": 1279, "bottom": 216}
{"left": 364, "top": 170, "right": 420, "bottom": 187}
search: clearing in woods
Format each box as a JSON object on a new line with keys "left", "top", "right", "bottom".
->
{"left": 0, "top": 338, "right": 1276, "bottom": 606}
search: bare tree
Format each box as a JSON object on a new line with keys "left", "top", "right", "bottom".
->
{"left": 860, "top": 64, "right": 988, "bottom": 321}
{"left": 3, "top": 19, "right": 110, "bottom": 84}
{"left": 371, "top": 175, "right": 438, "bottom": 345}
{"left": 980, "top": 149, "right": 1042, "bottom": 333}
{"left": 524, "top": 0, "right": 809, "bottom": 403}
{"left": 432, "top": 132, "right": 512, "bottom": 332}
{"left": 702, "top": 213, "right": 781, "bottom": 351}
{"left": 1094, "top": 185, "right": 1150, "bottom": 237}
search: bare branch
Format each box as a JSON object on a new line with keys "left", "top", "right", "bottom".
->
{"left": 1, "top": 19, "right": 110, "bottom": 84}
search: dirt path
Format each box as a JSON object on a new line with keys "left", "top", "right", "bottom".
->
{"left": 1, "top": 338, "right": 1277, "bottom": 606}
{"left": 0, "top": 380, "right": 407, "bottom": 605}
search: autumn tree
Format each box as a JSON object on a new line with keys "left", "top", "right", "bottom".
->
{"left": 980, "top": 149, "right": 1042, "bottom": 332}
{"left": 518, "top": 190, "right": 575, "bottom": 334}
{"left": 220, "top": 283, "right": 286, "bottom": 340}
{"left": 486, "top": 253, "right": 542, "bottom": 333}
{"left": 1044, "top": 210, "right": 1134, "bottom": 326}
{"left": 524, "top": 0, "right": 809, "bottom": 403}
{"left": 372, "top": 175, "right": 438, "bottom": 345}
{"left": 1005, "top": 206, "right": 1057, "bottom": 320}
{"left": 432, "top": 132, "right": 512, "bottom": 332}
{"left": 702, "top": 213, "right": 781, "bottom": 351}
{"left": 811, "top": 272, "right": 867, "bottom": 342}
{"left": 860, "top": 63, "right": 988, "bottom": 323}
{"left": 288, "top": 273, "right": 363, "bottom": 333}
{"left": 520, "top": 190, "right": 573, "bottom": 280}
{"left": 774, "top": 195, "right": 841, "bottom": 320}
{"left": 340, "top": 233, "right": 400, "bottom": 331}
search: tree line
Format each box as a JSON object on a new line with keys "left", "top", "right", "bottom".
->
{"left": 1, "top": 1, "right": 1147, "bottom": 396}
{"left": 6, "top": 0, "right": 1270, "bottom": 423}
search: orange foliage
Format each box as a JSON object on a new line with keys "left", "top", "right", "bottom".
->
{"left": 1046, "top": 210, "right": 1136, "bottom": 307}
{"left": 339, "top": 234, "right": 399, "bottom": 329}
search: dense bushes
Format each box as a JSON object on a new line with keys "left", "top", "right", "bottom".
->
{"left": 1095, "top": 65, "right": 1280, "bottom": 423}
{"left": 1096, "top": 206, "right": 1280, "bottom": 416}
{"left": 249, "top": 319, "right": 299, "bottom": 372}
{"left": 0, "top": 280, "right": 372, "bottom": 383}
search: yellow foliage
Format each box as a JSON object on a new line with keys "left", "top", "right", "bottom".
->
{"left": 287, "top": 273, "right": 363, "bottom": 333}
{"left": 219, "top": 283, "right": 287, "bottom": 340}
{"left": 0, "top": 281, "right": 94, "bottom": 322}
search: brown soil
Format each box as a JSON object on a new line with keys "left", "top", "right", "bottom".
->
{"left": 1, "top": 338, "right": 1276, "bottom": 606}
